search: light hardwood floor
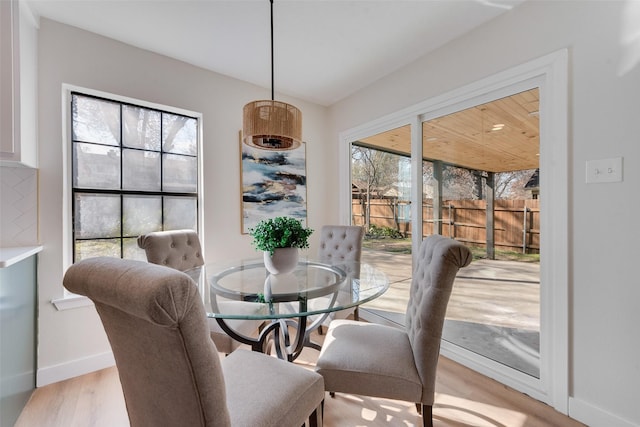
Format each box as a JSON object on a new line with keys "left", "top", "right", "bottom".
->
{"left": 16, "top": 333, "right": 584, "bottom": 427}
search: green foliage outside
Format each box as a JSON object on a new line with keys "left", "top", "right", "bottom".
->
{"left": 366, "top": 224, "right": 404, "bottom": 239}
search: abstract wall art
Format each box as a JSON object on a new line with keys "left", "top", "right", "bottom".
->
{"left": 240, "top": 134, "right": 307, "bottom": 234}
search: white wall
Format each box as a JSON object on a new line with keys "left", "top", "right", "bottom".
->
{"left": 36, "top": 18, "right": 333, "bottom": 384}
{"left": 328, "top": 1, "right": 639, "bottom": 426}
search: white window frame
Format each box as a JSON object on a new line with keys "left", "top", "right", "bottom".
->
{"left": 53, "top": 84, "right": 204, "bottom": 310}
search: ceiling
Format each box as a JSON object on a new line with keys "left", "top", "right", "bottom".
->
{"left": 27, "top": 0, "right": 526, "bottom": 106}
{"left": 359, "top": 88, "right": 539, "bottom": 173}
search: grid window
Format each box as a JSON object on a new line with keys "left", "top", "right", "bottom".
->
{"left": 71, "top": 93, "right": 199, "bottom": 262}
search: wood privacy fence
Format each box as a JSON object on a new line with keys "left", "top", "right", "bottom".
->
{"left": 352, "top": 197, "right": 540, "bottom": 254}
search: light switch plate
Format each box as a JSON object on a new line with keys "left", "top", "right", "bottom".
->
{"left": 585, "top": 157, "right": 623, "bottom": 183}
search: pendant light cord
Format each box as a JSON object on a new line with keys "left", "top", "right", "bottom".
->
{"left": 270, "top": 0, "right": 275, "bottom": 101}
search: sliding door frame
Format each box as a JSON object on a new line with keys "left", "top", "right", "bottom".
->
{"left": 338, "top": 49, "right": 568, "bottom": 412}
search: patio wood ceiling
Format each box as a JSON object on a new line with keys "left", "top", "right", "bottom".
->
{"left": 357, "top": 88, "right": 539, "bottom": 173}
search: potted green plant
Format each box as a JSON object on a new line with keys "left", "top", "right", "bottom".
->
{"left": 249, "top": 216, "right": 313, "bottom": 275}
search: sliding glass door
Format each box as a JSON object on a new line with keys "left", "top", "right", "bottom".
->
{"left": 351, "top": 134, "right": 413, "bottom": 324}
{"left": 421, "top": 89, "right": 541, "bottom": 378}
{"left": 351, "top": 90, "right": 541, "bottom": 378}
{"left": 340, "top": 51, "right": 568, "bottom": 408}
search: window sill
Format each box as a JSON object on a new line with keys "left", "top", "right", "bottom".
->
{"left": 52, "top": 294, "right": 94, "bottom": 311}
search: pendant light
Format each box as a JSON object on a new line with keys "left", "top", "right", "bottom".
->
{"left": 243, "top": 0, "right": 302, "bottom": 151}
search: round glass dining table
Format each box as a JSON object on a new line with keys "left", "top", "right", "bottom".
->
{"left": 185, "top": 259, "right": 389, "bottom": 361}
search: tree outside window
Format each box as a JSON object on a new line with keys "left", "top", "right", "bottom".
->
{"left": 71, "top": 93, "right": 199, "bottom": 262}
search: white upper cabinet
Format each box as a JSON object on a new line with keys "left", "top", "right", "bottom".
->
{"left": 1, "top": 0, "right": 38, "bottom": 168}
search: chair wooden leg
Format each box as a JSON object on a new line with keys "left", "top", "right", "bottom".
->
{"left": 329, "top": 391, "right": 335, "bottom": 398}
{"left": 318, "top": 325, "right": 324, "bottom": 335}
{"left": 353, "top": 306, "right": 359, "bottom": 321}
{"left": 307, "top": 400, "right": 323, "bottom": 427}
{"left": 421, "top": 404, "right": 433, "bottom": 427}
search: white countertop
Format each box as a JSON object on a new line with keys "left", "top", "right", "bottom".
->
{"left": 0, "top": 246, "right": 43, "bottom": 268}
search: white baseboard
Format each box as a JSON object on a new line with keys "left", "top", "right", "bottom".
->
{"left": 36, "top": 351, "right": 115, "bottom": 387}
{"left": 569, "top": 397, "right": 639, "bottom": 427}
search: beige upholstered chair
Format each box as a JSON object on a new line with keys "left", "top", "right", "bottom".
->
{"left": 137, "top": 229, "right": 205, "bottom": 272}
{"left": 315, "top": 234, "right": 472, "bottom": 427}
{"left": 137, "top": 229, "right": 261, "bottom": 355}
{"left": 64, "top": 257, "right": 324, "bottom": 427}
{"left": 314, "top": 225, "right": 364, "bottom": 332}
{"left": 317, "top": 225, "right": 365, "bottom": 267}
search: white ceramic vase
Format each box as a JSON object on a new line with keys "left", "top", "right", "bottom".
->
{"left": 263, "top": 247, "right": 299, "bottom": 275}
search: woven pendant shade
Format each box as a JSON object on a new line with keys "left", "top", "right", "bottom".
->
{"left": 243, "top": 100, "right": 302, "bottom": 150}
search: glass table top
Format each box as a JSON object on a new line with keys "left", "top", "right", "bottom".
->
{"left": 185, "top": 258, "right": 389, "bottom": 321}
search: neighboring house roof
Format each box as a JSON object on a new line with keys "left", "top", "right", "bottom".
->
{"left": 525, "top": 168, "right": 540, "bottom": 190}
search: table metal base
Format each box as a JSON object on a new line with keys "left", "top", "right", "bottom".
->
{"left": 216, "top": 314, "right": 326, "bottom": 361}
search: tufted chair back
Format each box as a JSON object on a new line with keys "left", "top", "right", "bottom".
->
{"left": 137, "top": 229, "right": 204, "bottom": 272}
{"left": 405, "top": 234, "right": 472, "bottom": 404}
{"left": 317, "top": 225, "right": 364, "bottom": 264}
{"left": 63, "top": 257, "right": 231, "bottom": 426}
{"left": 137, "top": 229, "right": 263, "bottom": 355}
{"left": 64, "top": 257, "right": 325, "bottom": 427}
{"left": 312, "top": 225, "right": 365, "bottom": 328}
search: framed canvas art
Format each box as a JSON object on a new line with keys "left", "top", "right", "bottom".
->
{"left": 240, "top": 133, "right": 307, "bottom": 234}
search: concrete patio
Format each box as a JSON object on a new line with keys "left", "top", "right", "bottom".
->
{"left": 360, "top": 248, "right": 541, "bottom": 377}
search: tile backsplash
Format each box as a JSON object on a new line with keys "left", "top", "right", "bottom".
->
{"left": 0, "top": 166, "right": 38, "bottom": 246}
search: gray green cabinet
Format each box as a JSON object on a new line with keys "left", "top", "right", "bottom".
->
{"left": 0, "top": 254, "right": 37, "bottom": 426}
